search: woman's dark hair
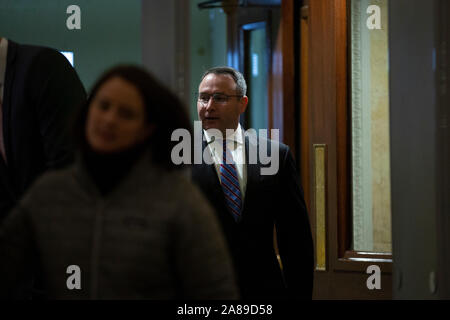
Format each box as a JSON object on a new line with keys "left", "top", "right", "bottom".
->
{"left": 74, "top": 65, "right": 192, "bottom": 170}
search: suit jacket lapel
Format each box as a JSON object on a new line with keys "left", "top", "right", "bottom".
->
{"left": 202, "top": 137, "right": 225, "bottom": 203}
{"left": 194, "top": 136, "right": 231, "bottom": 219}
{"left": 242, "top": 134, "right": 260, "bottom": 216}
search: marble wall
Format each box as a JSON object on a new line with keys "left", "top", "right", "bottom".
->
{"left": 370, "top": 0, "right": 392, "bottom": 253}
{"left": 351, "top": 0, "right": 392, "bottom": 252}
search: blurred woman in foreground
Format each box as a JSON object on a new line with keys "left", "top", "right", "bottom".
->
{"left": 0, "top": 65, "right": 238, "bottom": 299}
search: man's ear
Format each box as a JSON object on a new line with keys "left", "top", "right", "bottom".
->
{"left": 240, "top": 96, "right": 249, "bottom": 114}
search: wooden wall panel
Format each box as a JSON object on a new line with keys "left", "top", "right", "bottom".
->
{"left": 300, "top": 3, "right": 310, "bottom": 211}
{"left": 271, "top": 0, "right": 296, "bottom": 155}
{"left": 280, "top": 0, "right": 296, "bottom": 154}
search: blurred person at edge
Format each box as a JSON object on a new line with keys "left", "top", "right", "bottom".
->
{"left": 0, "top": 37, "right": 86, "bottom": 221}
{"left": 0, "top": 65, "right": 239, "bottom": 299}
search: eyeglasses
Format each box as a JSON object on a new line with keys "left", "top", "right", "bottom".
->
{"left": 197, "top": 93, "right": 242, "bottom": 105}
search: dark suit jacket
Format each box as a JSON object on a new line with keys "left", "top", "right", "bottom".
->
{"left": 0, "top": 40, "right": 86, "bottom": 222}
{"left": 192, "top": 131, "right": 314, "bottom": 299}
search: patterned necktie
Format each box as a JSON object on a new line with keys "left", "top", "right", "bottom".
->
{"left": 220, "top": 140, "right": 242, "bottom": 222}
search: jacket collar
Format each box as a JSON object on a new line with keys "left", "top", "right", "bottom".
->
{"left": 70, "top": 149, "right": 160, "bottom": 203}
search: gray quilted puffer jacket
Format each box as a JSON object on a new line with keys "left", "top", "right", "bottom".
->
{"left": 0, "top": 152, "right": 239, "bottom": 300}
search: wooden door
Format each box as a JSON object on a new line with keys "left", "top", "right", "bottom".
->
{"left": 301, "top": 0, "right": 393, "bottom": 299}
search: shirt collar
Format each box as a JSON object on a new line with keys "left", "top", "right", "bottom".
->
{"left": 0, "top": 38, "right": 8, "bottom": 99}
{"left": 203, "top": 123, "right": 244, "bottom": 145}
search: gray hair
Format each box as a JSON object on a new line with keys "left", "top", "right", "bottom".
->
{"left": 200, "top": 66, "right": 247, "bottom": 96}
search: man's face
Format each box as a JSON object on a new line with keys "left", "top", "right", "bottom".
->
{"left": 197, "top": 73, "right": 248, "bottom": 135}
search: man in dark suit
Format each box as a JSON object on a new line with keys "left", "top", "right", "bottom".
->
{"left": 192, "top": 66, "right": 314, "bottom": 299}
{"left": 0, "top": 37, "right": 86, "bottom": 222}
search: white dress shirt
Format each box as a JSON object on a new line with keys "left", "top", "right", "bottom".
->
{"left": 203, "top": 123, "right": 247, "bottom": 201}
